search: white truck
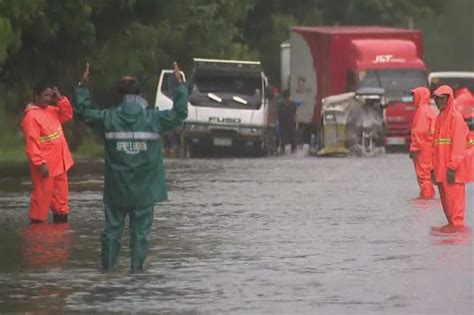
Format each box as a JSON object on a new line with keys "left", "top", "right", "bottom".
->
{"left": 428, "top": 72, "right": 474, "bottom": 92}
{"left": 428, "top": 71, "right": 474, "bottom": 130}
{"left": 155, "top": 58, "right": 275, "bottom": 157}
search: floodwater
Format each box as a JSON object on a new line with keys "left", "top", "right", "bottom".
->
{"left": 0, "top": 151, "right": 473, "bottom": 314}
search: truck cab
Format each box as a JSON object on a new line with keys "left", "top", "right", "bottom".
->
{"left": 347, "top": 39, "right": 427, "bottom": 146}
{"left": 155, "top": 58, "right": 274, "bottom": 157}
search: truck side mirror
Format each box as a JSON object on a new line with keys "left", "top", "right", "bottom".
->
{"left": 380, "top": 96, "right": 388, "bottom": 107}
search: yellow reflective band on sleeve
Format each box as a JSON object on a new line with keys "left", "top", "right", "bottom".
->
{"left": 39, "top": 127, "right": 62, "bottom": 143}
{"left": 434, "top": 138, "right": 452, "bottom": 145}
{"left": 468, "top": 139, "right": 474, "bottom": 146}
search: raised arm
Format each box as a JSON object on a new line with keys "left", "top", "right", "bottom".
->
{"left": 73, "top": 63, "right": 106, "bottom": 132}
{"left": 156, "top": 83, "right": 188, "bottom": 132}
{"left": 156, "top": 62, "right": 188, "bottom": 132}
{"left": 73, "top": 87, "right": 105, "bottom": 133}
{"left": 50, "top": 86, "right": 73, "bottom": 124}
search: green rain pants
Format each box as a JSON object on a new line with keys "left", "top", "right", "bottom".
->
{"left": 101, "top": 203, "right": 154, "bottom": 271}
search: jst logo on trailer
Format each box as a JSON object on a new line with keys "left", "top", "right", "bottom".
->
{"left": 372, "top": 55, "right": 406, "bottom": 63}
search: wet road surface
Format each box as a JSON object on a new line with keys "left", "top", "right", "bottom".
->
{"left": 0, "top": 152, "right": 473, "bottom": 314}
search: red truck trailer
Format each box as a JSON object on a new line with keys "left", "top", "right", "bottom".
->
{"left": 284, "top": 26, "right": 428, "bottom": 147}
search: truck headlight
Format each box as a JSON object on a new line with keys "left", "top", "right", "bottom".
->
{"left": 240, "top": 127, "right": 262, "bottom": 135}
{"left": 325, "top": 113, "right": 335, "bottom": 122}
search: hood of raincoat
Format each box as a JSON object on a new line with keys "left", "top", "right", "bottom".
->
{"left": 117, "top": 94, "right": 150, "bottom": 125}
{"left": 433, "top": 85, "right": 455, "bottom": 113}
{"left": 24, "top": 102, "right": 52, "bottom": 112}
{"left": 411, "top": 87, "right": 431, "bottom": 108}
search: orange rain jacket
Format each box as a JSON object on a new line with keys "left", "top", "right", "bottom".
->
{"left": 432, "top": 85, "right": 470, "bottom": 183}
{"left": 410, "top": 87, "right": 438, "bottom": 154}
{"left": 454, "top": 87, "right": 474, "bottom": 120}
{"left": 20, "top": 97, "right": 74, "bottom": 176}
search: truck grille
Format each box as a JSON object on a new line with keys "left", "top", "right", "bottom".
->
{"left": 387, "top": 122, "right": 410, "bottom": 136}
{"left": 210, "top": 129, "right": 238, "bottom": 137}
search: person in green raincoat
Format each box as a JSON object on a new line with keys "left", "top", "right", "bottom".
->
{"left": 74, "top": 63, "right": 188, "bottom": 271}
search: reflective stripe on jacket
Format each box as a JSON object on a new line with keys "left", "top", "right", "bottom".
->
{"left": 20, "top": 97, "right": 74, "bottom": 176}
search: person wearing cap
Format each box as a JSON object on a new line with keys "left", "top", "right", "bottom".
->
{"left": 431, "top": 85, "right": 470, "bottom": 226}
{"left": 409, "top": 87, "right": 438, "bottom": 199}
{"left": 73, "top": 63, "right": 188, "bottom": 271}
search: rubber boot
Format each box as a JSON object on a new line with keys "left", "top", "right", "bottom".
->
{"left": 101, "top": 236, "right": 122, "bottom": 271}
{"left": 101, "top": 204, "right": 126, "bottom": 270}
{"left": 129, "top": 205, "right": 154, "bottom": 272}
{"left": 30, "top": 219, "right": 44, "bottom": 224}
{"left": 53, "top": 213, "right": 68, "bottom": 224}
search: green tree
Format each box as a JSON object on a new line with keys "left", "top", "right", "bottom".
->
{"left": 417, "top": 0, "right": 474, "bottom": 71}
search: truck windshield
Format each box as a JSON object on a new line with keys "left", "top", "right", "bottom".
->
{"left": 358, "top": 69, "right": 427, "bottom": 99}
{"left": 430, "top": 77, "right": 474, "bottom": 93}
{"left": 189, "top": 72, "right": 263, "bottom": 109}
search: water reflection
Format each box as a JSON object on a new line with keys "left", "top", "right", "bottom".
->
{"left": 411, "top": 197, "right": 440, "bottom": 223}
{"left": 430, "top": 225, "right": 472, "bottom": 245}
{"left": 22, "top": 223, "right": 71, "bottom": 269}
{"left": 411, "top": 197, "right": 439, "bottom": 209}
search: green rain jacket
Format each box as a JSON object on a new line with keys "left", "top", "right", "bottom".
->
{"left": 74, "top": 84, "right": 188, "bottom": 207}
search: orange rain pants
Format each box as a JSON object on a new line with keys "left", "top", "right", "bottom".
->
{"left": 30, "top": 167, "right": 69, "bottom": 221}
{"left": 438, "top": 181, "right": 465, "bottom": 226}
{"left": 410, "top": 87, "right": 438, "bottom": 199}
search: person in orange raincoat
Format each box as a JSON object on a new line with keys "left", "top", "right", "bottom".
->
{"left": 409, "top": 87, "right": 438, "bottom": 199}
{"left": 431, "top": 85, "right": 470, "bottom": 226}
{"left": 454, "top": 87, "right": 474, "bottom": 118}
{"left": 20, "top": 84, "right": 74, "bottom": 224}
{"left": 454, "top": 87, "right": 474, "bottom": 183}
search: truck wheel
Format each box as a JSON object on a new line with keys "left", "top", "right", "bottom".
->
{"left": 260, "top": 129, "right": 276, "bottom": 157}
{"left": 253, "top": 140, "right": 265, "bottom": 157}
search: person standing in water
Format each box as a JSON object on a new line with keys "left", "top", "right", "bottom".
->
{"left": 73, "top": 62, "right": 188, "bottom": 271}
{"left": 409, "top": 87, "right": 438, "bottom": 199}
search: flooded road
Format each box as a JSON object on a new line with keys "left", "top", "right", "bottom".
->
{"left": 0, "top": 152, "right": 473, "bottom": 314}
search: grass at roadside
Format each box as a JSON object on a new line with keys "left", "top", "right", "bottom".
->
{"left": 0, "top": 107, "right": 26, "bottom": 163}
{"left": 0, "top": 138, "right": 103, "bottom": 163}
{"left": 0, "top": 145, "right": 26, "bottom": 163}
{"left": 0, "top": 112, "right": 103, "bottom": 163}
